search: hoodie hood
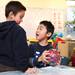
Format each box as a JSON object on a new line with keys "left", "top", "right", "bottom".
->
{"left": 0, "top": 21, "right": 16, "bottom": 39}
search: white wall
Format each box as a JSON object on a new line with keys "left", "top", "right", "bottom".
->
{"left": 0, "top": 0, "right": 66, "bottom": 38}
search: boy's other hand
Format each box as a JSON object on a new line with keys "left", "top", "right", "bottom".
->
{"left": 38, "top": 51, "right": 50, "bottom": 64}
{"left": 25, "top": 67, "right": 38, "bottom": 74}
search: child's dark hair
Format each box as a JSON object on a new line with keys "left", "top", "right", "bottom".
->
{"left": 40, "top": 20, "right": 54, "bottom": 39}
{"left": 5, "top": 1, "right": 26, "bottom": 18}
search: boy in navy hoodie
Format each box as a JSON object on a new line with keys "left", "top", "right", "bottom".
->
{"left": 0, "top": 1, "right": 35, "bottom": 74}
{"left": 29, "top": 21, "right": 55, "bottom": 68}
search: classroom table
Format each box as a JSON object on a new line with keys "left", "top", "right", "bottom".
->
{"left": 0, "top": 66, "right": 75, "bottom": 75}
{"left": 26, "top": 66, "right": 75, "bottom": 75}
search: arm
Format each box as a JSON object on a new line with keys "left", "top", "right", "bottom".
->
{"left": 29, "top": 45, "right": 41, "bottom": 67}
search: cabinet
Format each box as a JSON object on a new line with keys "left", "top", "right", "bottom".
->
{"left": 58, "top": 40, "right": 75, "bottom": 57}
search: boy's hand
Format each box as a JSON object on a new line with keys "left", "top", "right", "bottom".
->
{"left": 38, "top": 51, "right": 50, "bottom": 64}
{"left": 26, "top": 67, "right": 37, "bottom": 74}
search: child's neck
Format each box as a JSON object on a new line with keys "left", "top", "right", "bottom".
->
{"left": 38, "top": 39, "right": 48, "bottom": 46}
{"left": 6, "top": 17, "right": 14, "bottom": 21}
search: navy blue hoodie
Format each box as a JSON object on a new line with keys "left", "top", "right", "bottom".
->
{"left": 0, "top": 21, "right": 31, "bottom": 72}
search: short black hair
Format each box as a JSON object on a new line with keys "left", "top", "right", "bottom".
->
{"left": 40, "top": 20, "right": 54, "bottom": 39}
{"left": 5, "top": 1, "right": 26, "bottom": 18}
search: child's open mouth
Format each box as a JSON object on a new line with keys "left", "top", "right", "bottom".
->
{"left": 36, "top": 33, "right": 39, "bottom": 37}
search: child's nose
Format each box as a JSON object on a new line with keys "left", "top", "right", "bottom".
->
{"left": 36, "top": 30, "right": 39, "bottom": 34}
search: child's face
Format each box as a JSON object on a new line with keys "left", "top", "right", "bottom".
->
{"left": 8, "top": 10, "right": 25, "bottom": 24}
{"left": 36, "top": 24, "right": 48, "bottom": 41}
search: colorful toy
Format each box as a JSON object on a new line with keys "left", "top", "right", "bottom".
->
{"left": 51, "top": 32, "right": 64, "bottom": 49}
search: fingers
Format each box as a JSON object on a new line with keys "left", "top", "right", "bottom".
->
{"left": 38, "top": 50, "right": 51, "bottom": 63}
{"left": 43, "top": 51, "right": 50, "bottom": 56}
{"left": 26, "top": 67, "right": 37, "bottom": 74}
{"left": 45, "top": 56, "right": 50, "bottom": 60}
{"left": 43, "top": 58, "right": 50, "bottom": 63}
{"left": 41, "top": 52, "right": 50, "bottom": 63}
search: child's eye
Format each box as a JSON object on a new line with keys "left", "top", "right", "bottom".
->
{"left": 20, "top": 16, "right": 23, "bottom": 19}
{"left": 40, "top": 29, "right": 42, "bottom": 30}
{"left": 20, "top": 17, "right": 22, "bottom": 19}
{"left": 37, "top": 27, "right": 43, "bottom": 31}
{"left": 40, "top": 27, "right": 43, "bottom": 30}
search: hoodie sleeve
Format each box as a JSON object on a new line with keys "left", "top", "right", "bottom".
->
{"left": 29, "top": 44, "right": 43, "bottom": 68}
{"left": 12, "top": 27, "right": 30, "bottom": 72}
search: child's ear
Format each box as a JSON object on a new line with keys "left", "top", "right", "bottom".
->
{"left": 8, "top": 11, "right": 14, "bottom": 19}
{"left": 47, "top": 32, "right": 52, "bottom": 37}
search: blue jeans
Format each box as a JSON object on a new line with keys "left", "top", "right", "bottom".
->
{"left": 0, "top": 71, "right": 28, "bottom": 75}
